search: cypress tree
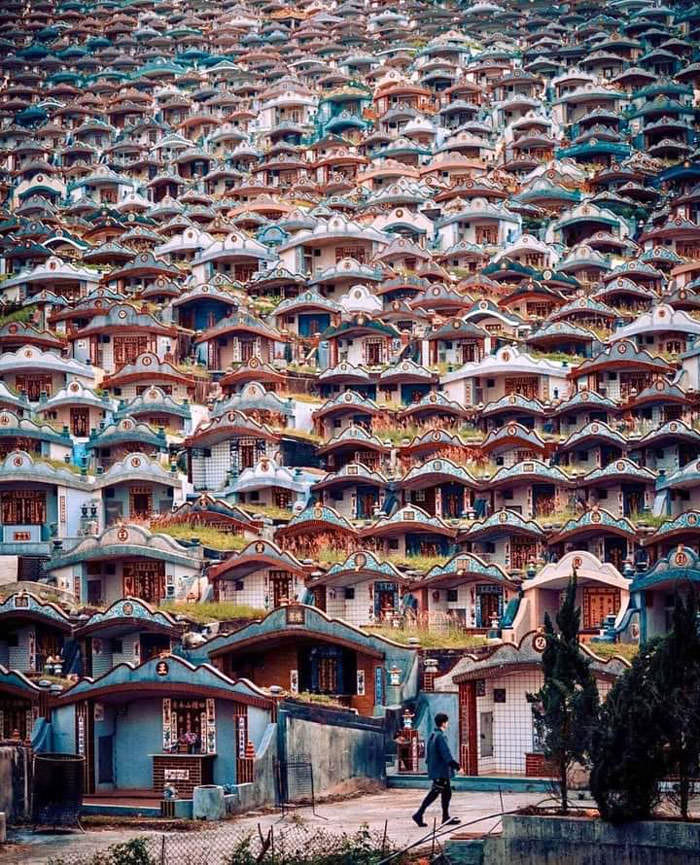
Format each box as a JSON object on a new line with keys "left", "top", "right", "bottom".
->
{"left": 529, "top": 572, "right": 599, "bottom": 813}
{"left": 589, "top": 639, "right": 666, "bottom": 822}
{"left": 651, "top": 592, "right": 700, "bottom": 819}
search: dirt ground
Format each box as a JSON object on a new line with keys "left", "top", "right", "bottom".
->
{"left": 3, "top": 788, "right": 547, "bottom": 864}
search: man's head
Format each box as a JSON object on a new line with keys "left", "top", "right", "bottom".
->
{"left": 435, "top": 712, "right": 449, "bottom": 730}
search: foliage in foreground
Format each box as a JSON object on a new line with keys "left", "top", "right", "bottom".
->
{"left": 528, "top": 573, "right": 599, "bottom": 813}
{"left": 590, "top": 593, "right": 700, "bottom": 822}
{"left": 222, "top": 826, "right": 406, "bottom": 865}
{"left": 590, "top": 640, "right": 666, "bottom": 823}
{"left": 49, "top": 837, "right": 155, "bottom": 865}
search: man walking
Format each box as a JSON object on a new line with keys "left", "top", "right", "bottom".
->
{"left": 412, "top": 712, "right": 461, "bottom": 827}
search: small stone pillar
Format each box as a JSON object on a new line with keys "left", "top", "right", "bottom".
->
{"left": 423, "top": 657, "right": 439, "bottom": 692}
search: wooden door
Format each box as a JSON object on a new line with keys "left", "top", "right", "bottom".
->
{"left": 479, "top": 592, "right": 501, "bottom": 628}
{"left": 70, "top": 407, "right": 90, "bottom": 437}
{"left": 311, "top": 585, "right": 326, "bottom": 612}
{"left": 113, "top": 336, "right": 150, "bottom": 368}
{"left": 317, "top": 656, "right": 339, "bottom": 692}
{"left": 582, "top": 587, "right": 620, "bottom": 630}
{"left": 270, "top": 571, "right": 292, "bottom": 608}
{"left": 0, "top": 696, "right": 32, "bottom": 740}
{"left": 511, "top": 538, "right": 536, "bottom": 570}
{"left": 16, "top": 375, "right": 52, "bottom": 401}
{"left": 458, "top": 681, "right": 478, "bottom": 775}
{"left": 129, "top": 487, "right": 153, "bottom": 518}
{"left": 122, "top": 560, "right": 165, "bottom": 604}
{"left": 412, "top": 487, "right": 436, "bottom": 515}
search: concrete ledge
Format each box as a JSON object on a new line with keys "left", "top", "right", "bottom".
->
{"left": 502, "top": 813, "right": 700, "bottom": 850}
{"left": 445, "top": 814, "right": 700, "bottom": 865}
{"left": 81, "top": 803, "right": 162, "bottom": 818}
{"left": 387, "top": 774, "right": 552, "bottom": 793}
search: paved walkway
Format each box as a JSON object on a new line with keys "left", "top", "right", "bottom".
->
{"left": 4, "top": 789, "right": 547, "bottom": 863}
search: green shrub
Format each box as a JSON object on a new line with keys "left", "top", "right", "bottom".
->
{"left": 222, "top": 826, "right": 404, "bottom": 865}
{"left": 49, "top": 837, "right": 155, "bottom": 865}
{"left": 590, "top": 639, "right": 666, "bottom": 823}
{"left": 528, "top": 572, "right": 599, "bottom": 813}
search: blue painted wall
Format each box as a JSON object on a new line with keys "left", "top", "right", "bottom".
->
{"left": 113, "top": 697, "right": 162, "bottom": 789}
{"left": 50, "top": 705, "right": 76, "bottom": 755}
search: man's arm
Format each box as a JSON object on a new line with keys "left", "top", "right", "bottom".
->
{"left": 438, "top": 733, "right": 460, "bottom": 769}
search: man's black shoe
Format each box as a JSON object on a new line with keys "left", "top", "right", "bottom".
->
{"left": 442, "top": 817, "right": 461, "bottom": 825}
{"left": 412, "top": 813, "right": 428, "bottom": 827}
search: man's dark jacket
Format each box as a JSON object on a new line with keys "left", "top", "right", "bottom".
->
{"left": 426, "top": 728, "right": 459, "bottom": 780}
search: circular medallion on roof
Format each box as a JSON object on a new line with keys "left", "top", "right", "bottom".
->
{"left": 675, "top": 550, "right": 689, "bottom": 567}
{"left": 580, "top": 391, "right": 589, "bottom": 400}
{"left": 0, "top": 414, "right": 10, "bottom": 427}
{"left": 122, "top": 601, "right": 134, "bottom": 616}
{"left": 616, "top": 460, "right": 625, "bottom": 471}
{"left": 498, "top": 511, "right": 508, "bottom": 523}
{"left": 509, "top": 395, "right": 516, "bottom": 404}
{"left": 543, "top": 269, "right": 552, "bottom": 280}
{"left": 24, "top": 349, "right": 33, "bottom": 357}
{"left": 142, "top": 355, "right": 152, "bottom": 366}
{"left": 313, "top": 505, "right": 323, "bottom": 520}
{"left": 344, "top": 392, "right": 353, "bottom": 401}
{"left": 396, "top": 209, "right": 404, "bottom": 218}
{"left": 591, "top": 423, "right": 599, "bottom": 432}
{"left": 591, "top": 511, "right": 602, "bottom": 524}
{"left": 118, "top": 309, "right": 128, "bottom": 319}
{"left": 95, "top": 299, "right": 102, "bottom": 308}
{"left": 502, "top": 351, "right": 510, "bottom": 361}
{"left": 354, "top": 552, "right": 367, "bottom": 571}
{"left": 227, "top": 411, "right": 237, "bottom": 422}
{"left": 69, "top": 382, "right": 80, "bottom": 393}
{"left": 13, "top": 454, "right": 23, "bottom": 467}
{"left": 121, "top": 419, "right": 132, "bottom": 430}
{"left": 479, "top": 300, "right": 488, "bottom": 310}
{"left": 433, "top": 431, "right": 441, "bottom": 441}
{"left": 340, "top": 362, "right": 347, "bottom": 371}
{"left": 130, "top": 457, "right": 141, "bottom": 468}
{"left": 680, "top": 289, "right": 687, "bottom": 300}
{"left": 688, "top": 513, "right": 698, "bottom": 526}
{"left": 260, "top": 458, "right": 270, "bottom": 471}
{"left": 139, "top": 253, "right": 149, "bottom": 262}
{"left": 432, "top": 459, "right": 443, "bottom": 471}
{"left": 509, "top": 424, "right": 519, "bottom": 436}
{"left": 117, "top": 527, "right": 129, "bottom": 542}
{"left": 255, "top": 540, "right": 265, "bottom": 554}
{"left": 670, "top": 422, "right": 678, "bottom": 432}
{"left": 533, "top": 633, "right": 547, "bottom": 653}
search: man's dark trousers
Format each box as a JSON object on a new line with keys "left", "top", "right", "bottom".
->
{"left": 417, "top": 777, "right": 452, "bottom": 823}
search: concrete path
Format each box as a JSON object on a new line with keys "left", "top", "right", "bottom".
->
{"left": 4, "top": 789, "right": 547, "bottom": 863}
